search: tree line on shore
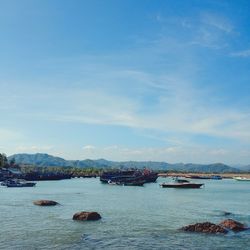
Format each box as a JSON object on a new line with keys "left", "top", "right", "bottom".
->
{"left": 20, "top": 165, "right": 102, "bottom": 177}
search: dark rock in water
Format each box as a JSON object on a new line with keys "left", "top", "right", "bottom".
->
{"left": 181, "top": 222, "right": 227, "bottom": 234}
{"left": 73, "top": 211, "right": 101, "bottom": 221}
{"left": 33, "top": 200, "right": 59, "bottom": 206}
{"left": 222, "top": 211, "right": 232, "bottom": 216}
{"left": 219, "top": 219, "right": 247, "bottom": 232}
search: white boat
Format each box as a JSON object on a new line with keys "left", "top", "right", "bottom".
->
{"left": 233, "top": 176, "right": 250, "bottom": 181}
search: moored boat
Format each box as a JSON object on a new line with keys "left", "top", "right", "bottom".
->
{"left": 210, "top": 175, "right": 222, "bottom": 180}
{"left": 100, "top": 169, "right": 158, "bottom": 184}
{"left": 233, "top": 177, "right": 250, "bottom": 181}
{"left": 187, "top": 175, "right": 210, "bottom": 180}
{"left": 160, "top": 182, "right": 204, "bottom": 188}
{"left": 1, "top": 179, "right": 36, "bottom": 187}
{"left": 107, "top": 176, "right": 146, "bottom": 186}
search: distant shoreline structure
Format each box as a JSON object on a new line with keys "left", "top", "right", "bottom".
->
{"left": 159, "top": 172, "right": 250, "bottom": 179}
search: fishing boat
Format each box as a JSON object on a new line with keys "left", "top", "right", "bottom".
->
{"left": 108, "top": 177, "right": 146, "bottom": 186}
{"left": 233, "top": 177, "right": 250, "bottom": 181}
{"left": 100, "top": 169, "right": 158, "bottom": 184}
{"left": 1, "top": 179, "right": 36, "bottom": 187}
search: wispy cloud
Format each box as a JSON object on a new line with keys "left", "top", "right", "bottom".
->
{"left": 201, "top": 13, "right": 233, "bottom": 33}
{"left": 152, "top": 11, "right": 234, "bottom": 50}
{"left": 5, "top": 65, "right": 250, "bottom": 145}
{"left": 82, "top": 145, "right": 96, "bottom": 150}
{"left": 230, "top": 49, "right": 250, "bottom": 57}
{"left": 0, "top": 128, "right": 24, "bottom": 142}
{"left": 15, "top": 145, "right": 54, "bottom": 152}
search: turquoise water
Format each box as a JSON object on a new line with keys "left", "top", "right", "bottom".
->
{"left": 0, "top": 177, "right": 249, "bottom": 250}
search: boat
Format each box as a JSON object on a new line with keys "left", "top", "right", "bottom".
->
{"left": 160, "top": 176, "right": 204, "bottom": 188}
{"left": 100, "top": 169, "right": 138, "bottom": 183}
{"left": 1, "top": 179, "right": 36, "bottom": 187}
{"left": 108, "top": 177, "right": 146, "bottom": 186}
{"left": 100, "top": 169, "right": 158, "bottom": 184}
{"left": 210, "top": 175, "right": 222, "bottom": 180}
{"left": 142, "top": 169, "right": 158, "bottom": 183}
{"left": 160, "top": 182, "right": 204, "bottom": 188}
{"left": 172, "top": 177, "right": 190, "bottom": 183}
{"left": 187, "top": 175, "right": 210, "bottom": 179}
{"left": 119, "top": 179, "right": 146, "bottom": 186}
{"left": 233, "top": 177, "right": 250, "bottom": 181}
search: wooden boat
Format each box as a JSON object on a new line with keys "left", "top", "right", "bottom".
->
{"left": 233, "top": 177, "right": 250, "bottom": 181}
{"left": 121, "top": 180, "right": 146, "bottom": 186}
{"left": 160, "top": 182, "right": 204, "bottom": 188}
{"left": 108, "top": 179, "right": 146, "bottom": 186}
{"left": 100, "top": 169, "right": 158, "bottom": 184}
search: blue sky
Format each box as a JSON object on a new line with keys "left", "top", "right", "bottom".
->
{"left": 0, "top": 0, "right": 250, "bottom": 164}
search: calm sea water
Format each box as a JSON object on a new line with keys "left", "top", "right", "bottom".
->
{"left": 0, "top": 177, "right": 249, "bottom": 250}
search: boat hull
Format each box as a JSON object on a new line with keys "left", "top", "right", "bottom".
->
{"left": 100, "top": 169, "right": 158, "bottom": 184}
{"left": 233, "top": 177, "right": 250, "bottom": 181}
{"left": 1, "top": 179, "right": 36, "bottom": 187}
{"left": 6, "top": 183, "right": 36, "bottom": 187}
{"left": 161, "top": 183, "right": 204, "bottom": 188}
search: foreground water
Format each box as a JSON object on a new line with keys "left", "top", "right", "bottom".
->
{"left": 0, "top": 177, "right": 249, "bottom": 250}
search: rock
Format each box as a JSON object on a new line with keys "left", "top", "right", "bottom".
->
{"left": 181, "top": 222, "right": 227, "bottom": 234}
{"left": 73, "top": 211, "right": 101, "bottom": 221}
{"left": 219, "top": 219, "right": 247, "bottom": 232}
{"left": 222, "top": 211, "right": 232, "bottom": 216}
{"left": 33, "top": 200, "right": 59, "bottom": 206}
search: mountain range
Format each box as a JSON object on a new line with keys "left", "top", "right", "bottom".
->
{"left": 8, "top": 153, "right": 248, "bottom": 173}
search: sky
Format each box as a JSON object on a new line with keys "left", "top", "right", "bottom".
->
{"left": 0, "top": 0, "right": 250, "bottom": 164}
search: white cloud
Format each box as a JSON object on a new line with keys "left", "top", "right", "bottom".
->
{"left": 15, "top": 145, "right": 54, "bottom": 152}
{"left": 3, "top": 65, "right": 250, "bottom": 145}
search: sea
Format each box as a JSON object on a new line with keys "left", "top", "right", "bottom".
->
{"left": 0, "top": 177, "right": 249, "bottom": 250}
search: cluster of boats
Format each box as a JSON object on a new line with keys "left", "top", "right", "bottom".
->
{"left": 100, "top": 169, "right": 205, "bottom": 188}
{"left": 1, "top": 169, "right": 249, "bottom": 188}
{"left": 100, "top": 169, "right": 158, "bottom": 186}
{"left": 1, "top": 179, "right": 36, "bottom": 188}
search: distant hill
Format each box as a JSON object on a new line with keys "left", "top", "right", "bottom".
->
{"left": 8, "top": 153, "right": 244, "bottom": 173}
{"left": 235, "top": 165, "right": 250, "bottom": 172}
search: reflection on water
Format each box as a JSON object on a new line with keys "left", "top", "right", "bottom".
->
{"left": 0, "top": 178, "right": 249, "bottom": 249}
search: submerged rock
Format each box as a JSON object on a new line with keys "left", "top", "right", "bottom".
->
{"left": 73, "top": 211, "right": 101, "bottom": 221}
{"left": 222, "top": 211, "right": 232, "bottom": 216}
{"left": 181, "top": 222, "right": 227, "bottom": 234}
{"left": 33, "top": 200, "right": 59, "bottom": 206}
{"left": 219, "top": 219, "right": 247, "bottom": 232}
